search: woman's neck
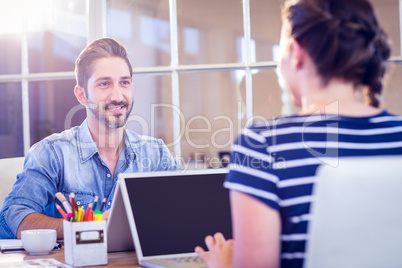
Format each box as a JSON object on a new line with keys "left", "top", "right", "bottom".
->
{"left": 298, "top": 78, "right": 382, "bottom": 117}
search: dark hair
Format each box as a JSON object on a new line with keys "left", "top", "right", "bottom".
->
{"left": 282, "top": 0, "right": 391, "bottom": 107}
{"left": 75, "top": 38, "right": 133, "bottom": 93}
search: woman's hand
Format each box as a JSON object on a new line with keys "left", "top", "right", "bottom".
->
{"left": 195, "top": 232, "right": 233, "bottom": 268}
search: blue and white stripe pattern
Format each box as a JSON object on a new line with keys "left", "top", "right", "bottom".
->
{"left": 224, "top": 111, "right": 402, "bottom": 268}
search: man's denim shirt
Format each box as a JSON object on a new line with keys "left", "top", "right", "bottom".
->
{"left": 0, "top": 120, "right": 180, "bottom": 238}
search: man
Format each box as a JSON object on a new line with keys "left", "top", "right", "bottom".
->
{"left": 0, "top": 38, "right": 180, "bottom": 239}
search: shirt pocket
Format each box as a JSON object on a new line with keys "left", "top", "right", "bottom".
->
{"left": 61, "top": 190, "right": 95, "bottom": 209}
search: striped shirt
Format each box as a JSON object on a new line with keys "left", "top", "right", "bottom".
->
{"left": 224, "top": 111, "right": 402, "bottom": 267}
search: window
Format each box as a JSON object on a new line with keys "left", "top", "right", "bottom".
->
{"left": 0, "top": 0, "right": 86, "bottom": 158}
{"left": 0, "top": 83, "right": 23, "bottom": 158}
{"left": 0, "top": 0, "right": 401, "bottom": 164}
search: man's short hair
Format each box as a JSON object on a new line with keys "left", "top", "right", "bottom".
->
{"left": 75, "top": 38, "right": 133, "bottom": 93}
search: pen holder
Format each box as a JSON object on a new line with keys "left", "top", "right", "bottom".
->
{"left": 63, "top": 220, "right": 107, "bottom": 267}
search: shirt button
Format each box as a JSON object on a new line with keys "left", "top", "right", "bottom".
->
{"left": 107, "top": 174, "right": 111, "bottom": 178}
{"left": 108, "top": 202, "right": 111, "bottom": 206}
{"left": 76, "top": 201, "right": 81, "bottom": 206}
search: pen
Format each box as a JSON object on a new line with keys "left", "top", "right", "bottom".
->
{"left": 55, "top": 192, "right": 72, "bottom": 215}
{"left": 94, "top": 209, "right": 103, "bottom": 221}
{"left": 55, "top": 203, "right": 68, "bottom": 220}
{"left": 94, "top": 213, "right": 103, "bottom": 221}
{"left": 67, "top": 212, "right": 73, "bottom": 219}
{"left": 78, "top": 207, "right": 85, "bottom": 222}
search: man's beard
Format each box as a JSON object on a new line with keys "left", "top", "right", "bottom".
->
{"left": 87, "top": 100, "right": 133, "bottom": 129}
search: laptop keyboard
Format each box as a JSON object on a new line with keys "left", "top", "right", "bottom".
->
{"left": 165, "top": 256, "right": 203, "bottom": 264}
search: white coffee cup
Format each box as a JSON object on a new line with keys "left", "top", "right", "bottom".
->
{"left": 21, "top": 229, "right": 57, "bottom": 255}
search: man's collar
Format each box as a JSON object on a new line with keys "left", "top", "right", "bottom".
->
{"left": 76, "top": 119, "right": 137, "bottom": 163}
{"left": 123, "top": 129, "right": 137, "bottom": 162}
{"left": 76, "top": 120, "right": 98, "bottom": 163}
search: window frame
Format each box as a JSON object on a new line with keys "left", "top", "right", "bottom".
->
{"left": 0, "top": 0, "right": 401, "bottom": 158}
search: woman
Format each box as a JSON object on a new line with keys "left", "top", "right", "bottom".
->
{"left": 195, "top": 0, "right": 402, "bottom": 267}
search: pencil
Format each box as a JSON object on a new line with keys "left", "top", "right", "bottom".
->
{"left": 88, "top": 210, "right": 94, "bottom": 221}
{"left": 69, "top": 192, "right": 78, "bottom": 212}
{"left": 69, "top": 192, "right": 77, "bottom": 222}
{"left": 84, "top": 202, "right": 93, "bottom": 222}
{"left": 55, "top": 192, "right": 72, "bottom": 214}
{"left": 92, "top": 196, "right": 99, "bottom": 211}
{"left": 55, "top": 203, "right": 68, "bottom": 220}
{"left": 100, "top": 198, "right": 107, "bottom": 211}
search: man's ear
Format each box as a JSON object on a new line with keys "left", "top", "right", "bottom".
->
{"left": 290, "top": 39, "right": 305, "bottom": 70}
{"left": 74, "top": 85, "right": 87, "bottom": 106}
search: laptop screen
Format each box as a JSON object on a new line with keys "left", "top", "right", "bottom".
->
{"left": 122, "top": 171, "right": 232, "bottom": 257}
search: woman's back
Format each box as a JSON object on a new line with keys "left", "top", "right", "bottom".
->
{"left": 195, "top": 1, "right": 398, "bottom": 267}
{"left": 225, "top": 111, "right": 402, "bottom": 267}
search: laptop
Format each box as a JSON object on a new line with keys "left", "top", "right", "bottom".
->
{"left": 118, "top": 168, "right": 232, "bottom": 268}
{"left": 304, "top": 156, "right": 402, "bottom": 268}
{"left": 106, "top": 181, "right": 135, "bottom": 252}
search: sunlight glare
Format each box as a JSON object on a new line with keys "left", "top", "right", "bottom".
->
{"left": 0, "top": 0, "right": 52, "bottom": 35}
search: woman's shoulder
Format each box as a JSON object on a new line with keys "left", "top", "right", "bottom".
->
{"left": 366, "top": 110, "right": 402, "bottom": 124}
{"left": 249, "top": 110, "right": 402, "bottom": 129}
{"left": 248, "top": 114, "right": 324, "bottom": 132}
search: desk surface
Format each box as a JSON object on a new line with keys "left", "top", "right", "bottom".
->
{"left": 0, "top": 248, "right": 141, "bottom": 267}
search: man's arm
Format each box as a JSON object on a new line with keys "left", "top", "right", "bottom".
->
{"left": 16, "top": 213, "right": 63, "bottom": 239}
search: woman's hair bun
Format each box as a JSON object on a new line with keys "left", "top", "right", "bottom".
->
{"left": 283, "top": 0, "right": 391, "bottom": 107}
